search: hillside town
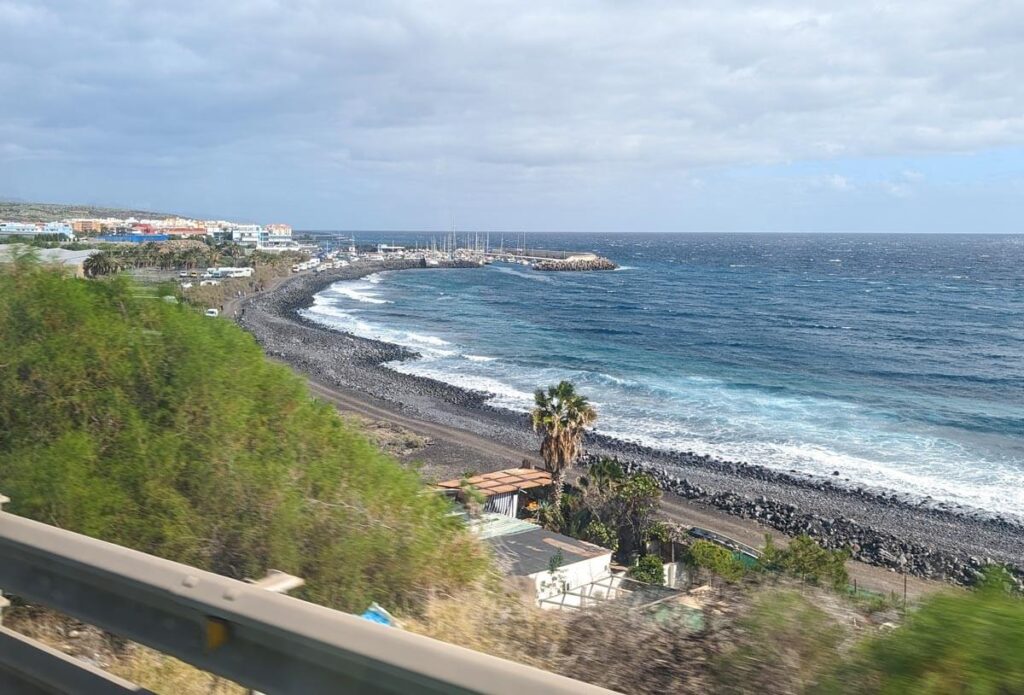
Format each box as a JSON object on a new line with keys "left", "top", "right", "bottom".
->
{"left": 0, "top": 215, "right": 302, "bottom": 252}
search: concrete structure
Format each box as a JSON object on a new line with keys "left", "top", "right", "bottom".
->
{"left": 474, "top": 514, "right": 615, "bottom": 609}
{"left": 42, "top": 222, "right": 75, "bottom": 239}
{"left": 265, "top": 223, "right": 292, "bottom": 237}
{"left": 163, "top": 226, "right": 207, "bottom": 238}
{"left": 71, "top": 219, "right": 102, "bottom": 234}
{"left": 0, "top": 222, "right": 42, "bottom": 237}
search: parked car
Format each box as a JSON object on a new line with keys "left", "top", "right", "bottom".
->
{"left": 204, "top": 308, "right": 219, "bottom": 317}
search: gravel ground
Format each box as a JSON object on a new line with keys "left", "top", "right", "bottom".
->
{"left": 238, "top": 261, "right": 1024, "bottom": 587}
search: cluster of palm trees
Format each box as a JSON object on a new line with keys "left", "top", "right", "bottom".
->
{"left": 82, "top": 243, "right": 304, "bottom": 279}
{"left": 531, "top": 380, "right": 598, "bottom": 518}
{"left": 82, "top": 252, "right": 120, "bottom": 278}
{"left": 110, "top": 242, "right": 228, "bottom": 270}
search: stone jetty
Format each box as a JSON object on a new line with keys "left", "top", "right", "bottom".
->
{"left": 533, "top": 255, "right": 618, "bottom": 271}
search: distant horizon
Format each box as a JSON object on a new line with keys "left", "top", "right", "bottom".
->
{"left": 4, "top": 197, "right": 1023, "bottom": 236}
{"left": 3, "top": 3, "right": 1022, "bottom": 233}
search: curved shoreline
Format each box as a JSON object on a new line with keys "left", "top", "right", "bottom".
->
{"left": 238, "top": 260, "right": 1024, "bottom": 586}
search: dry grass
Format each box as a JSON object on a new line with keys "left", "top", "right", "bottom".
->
{"left": 5, "top": 605, "right": 244, "bottom": 695}
{"left": 345, "top": 414, "right": 431, "bottom": 459}
{"left": 5, "top": 579, "right": 893, "bottom": 694}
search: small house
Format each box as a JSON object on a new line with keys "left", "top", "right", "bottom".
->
{"left": 471, "top": 513, "right": 615, "bottom": 609}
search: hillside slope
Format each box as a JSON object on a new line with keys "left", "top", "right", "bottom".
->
{"left": 0, "top": 261, "right": 485, "bottom": 613}
{"left": 0, "top": 200, "right": 179, "bottom": 223}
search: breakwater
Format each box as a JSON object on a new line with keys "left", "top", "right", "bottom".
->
{"left": 533, "top": 257, "right": 618, "bottom": 271}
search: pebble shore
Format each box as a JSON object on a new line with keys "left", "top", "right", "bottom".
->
{"left": 239, "top": 260, "right": 1024, "bottom": 588}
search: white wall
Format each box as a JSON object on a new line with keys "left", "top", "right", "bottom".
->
{"left": 530, "top": 553, "right": 613, "bottom": 609}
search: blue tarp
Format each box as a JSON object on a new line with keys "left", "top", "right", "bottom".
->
{"left": 360, "top": 602, "right": 394, "bottom": 626}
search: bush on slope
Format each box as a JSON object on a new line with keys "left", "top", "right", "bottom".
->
{"left": 0, "top": 262, "right": 484, "bottom": 612}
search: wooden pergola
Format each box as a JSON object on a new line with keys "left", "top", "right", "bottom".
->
{"left": 436, "top": 468, "right": 553, "bottom": 497}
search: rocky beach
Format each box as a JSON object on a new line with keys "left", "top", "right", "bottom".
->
{"left": 238, "top": 260, "right": 1024, "bottom": 589}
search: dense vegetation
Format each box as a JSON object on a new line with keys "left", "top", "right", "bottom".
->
{"left": 549, "top": 457, "right": 663, "bottom": 563}
{"left": 104, "top": 240, "right": 305, "bottom": 272}
{"left": 0, "top": 260, "right": 484, "bottom": 612}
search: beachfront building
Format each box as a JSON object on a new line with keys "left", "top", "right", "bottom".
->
{"left": 70, "top": 219, "right": 102, "bottom": 235}
{"left": 473, "top": 513, "right": 617, "bottom": 609}
{"left": 262, "top": 223, "right": 299, "bottom": 252}
{"left": 265, "top": 223, "right": 292, "bottom": 237}
{"left": 69, "top": 218, "right": 126, "bottom": 235}
{"left": 163, "top": 226, "right": 207, "bottom": 238}
{"left": 42, "top": 222, "right": 75, "bottom": 239}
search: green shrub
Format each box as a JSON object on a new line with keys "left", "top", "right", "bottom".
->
{"left": 687, "top": 540, "right": 747, "bottom": 582}
{"left": 0, "top": 264, "right": 486, "bottom": 613}
{"left": 646, "top": 520, "right": 674, "bottom": 545}
{"left": 824, "top": 583, "right": 1024, "bottom": 694}
{"left": 628, "top": 554, "right": 665, "bottom": 585}
{"left": 761, "top": 534, "right": 849, "bottom": 590}
{"left": 582, "top": 520, "right": 619, "bottom": 552}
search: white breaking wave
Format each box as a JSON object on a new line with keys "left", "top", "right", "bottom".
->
{"left": 392, "top": 362, "right": 537, "bottom": 409}
{"left": 406, "top": 333, "right": 450, "bottom": 347}
{"left": 334, "top": 286, "right": 391, "bottom": 304}
{"left": 463, "top": 354, "right": 498, "bottom": 362}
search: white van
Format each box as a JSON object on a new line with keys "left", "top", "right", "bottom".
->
{"left": 204, "top": 308, "right": 219, "bottom": 317}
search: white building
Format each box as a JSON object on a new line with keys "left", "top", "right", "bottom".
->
{"left": 228, "top": 224, "right": 267, "bottom": 248}
{"left": 42, "top": 222, "right": 75, "bottom": 239}
{"left": 474, "top": 514, "right": 615, "bottom": 609}
{"left": 0, "top": 222, "right": 41, "bottom": 237}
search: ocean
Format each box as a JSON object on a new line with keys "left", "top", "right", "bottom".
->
{"left": 302, "top": 233, "right": 1024, "bottom": 516}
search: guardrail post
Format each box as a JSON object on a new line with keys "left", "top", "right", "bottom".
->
{"left": 0, "top": 494, "right": 7, "bottom": 625}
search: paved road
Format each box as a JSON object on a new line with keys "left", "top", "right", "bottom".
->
{"left": 305, "top": 379, "right": 539, "bottom": 470}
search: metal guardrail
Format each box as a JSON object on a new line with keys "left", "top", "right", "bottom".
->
{"left": 0, "top": 510, "right": 612, "bottom": 694}
{"left": 0, "top": 626, "right": 153, "bottom": 694}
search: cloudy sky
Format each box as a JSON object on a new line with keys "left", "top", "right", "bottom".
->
{"left": 1, "top": 1, "right": 1022, "bottom": 231}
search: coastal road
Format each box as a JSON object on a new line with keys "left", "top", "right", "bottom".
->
{"left": 305, "top": 378, "right": 945, "bottom": 599}
{"left": 658, "top": 496, "right": 941, "bottom": 600}
{"left": 305, "top": 379, "right": 541, "bottom": 472}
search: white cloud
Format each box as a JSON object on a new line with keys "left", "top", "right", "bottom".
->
{"left": 0, "top": 1, "right": 1022, "bottom": 230}
{"left": 2, "top": 0, "right": 1022, "bottom": 173}
{"left": 824, "top": 174, "right": 853, "bottom": 191}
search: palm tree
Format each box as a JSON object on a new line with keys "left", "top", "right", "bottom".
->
{"left": 82, "top": 252, "right": 119, "bottom": 278}
{"left": 530, "top": 380, "right": 597, "bottom": 521}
